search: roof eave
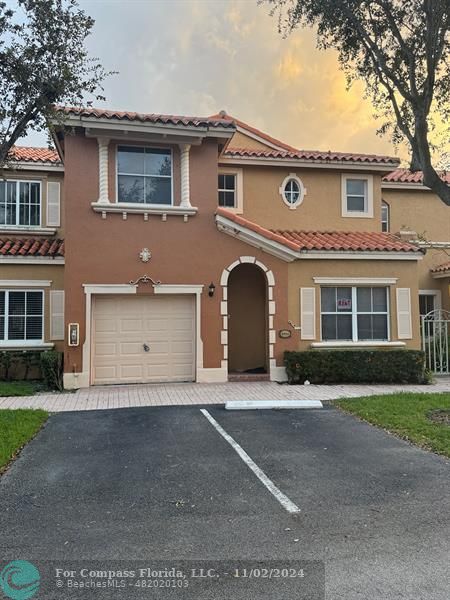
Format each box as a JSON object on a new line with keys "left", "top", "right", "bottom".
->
{"left": 3, "top": 160, "right": 64, "bottom": 172}
{"left": 220, "top": 155, "right": 399, "bottom": 172}
{"left": 53, "top": 114, "right": 235, "bottom": 140}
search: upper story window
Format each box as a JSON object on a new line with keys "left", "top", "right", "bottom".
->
{"left": 321, "top": 286, "right": 388, "bottom": 342}
{"left": 218, "top": 168, "right": 243, "bottom": 213}
{"left": 0, "top": 290, "right": 44, "bottom": 344}
{"left": 0, "top": 180, "right": 41, "bottom": 227}
{"left": 341, "top": 174, "right": 373, "bottom": 218}
{"left": 117, "top": 146, "right": 172, "bottom": 205}
{"left": 218, "top": 174, "right": 236, "bottom": 208}
{"left": 279, "top": 173, "right": 306, "bottom": 209}
{"left": 381, "top": 200, "right": 390, "bottom": 232}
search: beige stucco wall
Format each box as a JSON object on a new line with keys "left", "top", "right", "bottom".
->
{"left": 0, "top": 264, "right": 64, "bottom": 350}
{"left": 384, "top": 187, "right": 450, "bottom": 304}
{"left": 227, "top": 130, "right": 274, "bottom": 151}
{"left": 1, "top": 169, "right": 65, "bottom": 237}
{"left": 287, "top": 258, "right": 421, "bottom": 350}
{"left": 225, "top": 164, "right": 384, "bottom": 232}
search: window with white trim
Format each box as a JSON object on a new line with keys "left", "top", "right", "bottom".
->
{"left": 218, "top": 174, "right": 236, "bottom": 208}
{"left": 341, "top": 174, "right": 373, "bottom": 217}
{"left": 381, "top": 200, "right": 390, "bottom": 232}
{"left": 419, "top": 294, "right": 435, "bottom": 318}
{"left": 218, "top": 169, "right": 243, "bottom": 213}
{"left": 117, "top": 146, "right": 172, "bottom": 205}
{"left": 0, "top": 290, "right": 44, "bottom": 343}
{"left": 0, "top": 180, "right": 41, "bottom": 227}
{"left": 279, "top": 174, "right": 306, "bottom": 209}
{"left": 321, "top": 286, "right": 388, "bottom": 341}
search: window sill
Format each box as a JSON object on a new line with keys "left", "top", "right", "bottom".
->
{"left": 0, "top": 342, "right": 54, "bottom": 350}
{"left": 310, "top": 341, "right": 406, "bottom": 348}
{"left": 0, "top": 226, "right": 57, "bottom": 235}
{"left": 341, "top": 212, "right": 373, "bottom": 219}
{"left": 91, "top": 202, "right": 198, "bottom": 220}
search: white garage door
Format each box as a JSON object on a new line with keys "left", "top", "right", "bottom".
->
{"left": 92, "top": 295, "right": 196, "bottom": 385}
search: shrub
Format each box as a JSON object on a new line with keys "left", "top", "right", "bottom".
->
{"left": 0, "top": 350, "right": 42, "bottom": 381}
{"left": 284, "top": 349, "right": 425, "bottom": 385}
{"left": 40, "top": 351, "right": 64, "bottom": 391}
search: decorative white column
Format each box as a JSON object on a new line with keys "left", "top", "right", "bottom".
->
{"left": 179, "top": 144, "right": 191, "bottom": 208}
{"left": 97, "top": 137, "right": 110, "bottom": 204}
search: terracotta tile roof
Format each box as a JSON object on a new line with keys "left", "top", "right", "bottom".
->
{"left": 223, "top": 147, "right": 399, "bottom": 165}
{"left": 8, "top": 146, "right": 61, "bottom": 164}
{"left": 383, "top": 168, "right": 450, "bottom": 184}
{"left": 0, "top": 238, "right": 64, "bottom": 257}
{"left": 57, "top": 106, "right": 235, "bottom": 129}
{"left": 216, "top": 208, "right": 421, "bottom": 253}
{"left": 209, "top": 111, "right": 299, "bottom": 152}
{"left": 431, "top": 260, "right": 450, "bottom": 274}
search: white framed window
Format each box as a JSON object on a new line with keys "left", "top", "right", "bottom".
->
{"left": 279, "top": 173, "right": 306, "bottom": 209}
{"left": 321, "top": 286, "right": 389, "bottom": 342}
{"left": 381, "top": 200, "right": 390, "bottom": 232}
{"left": 0, "top": 180, "right": 41, "bottom": 227}
{"left": 0, "top": 290, "right": 44, "bottom": 344}
{"left": 117, "top": 145, "right": 172, "bottom": 205}
{"left": 419, "top": 290, "right": 441, "bottom": 317}
{"left": 218, "top": 168, "right": 243, "bottom": 213}
{"left": 341, "top": 174, "right": 373, "bottom": 217}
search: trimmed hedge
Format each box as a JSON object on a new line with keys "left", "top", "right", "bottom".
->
{"left": 284, "top": 349, "right": 426, "bottom": 385}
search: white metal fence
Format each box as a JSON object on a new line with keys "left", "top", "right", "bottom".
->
{"left": 421, "top": 309, "right": 450, "bottom": 375}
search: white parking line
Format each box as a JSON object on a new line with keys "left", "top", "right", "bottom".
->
{"left": 200, "top": 408, "right": 301, "bottom": 514}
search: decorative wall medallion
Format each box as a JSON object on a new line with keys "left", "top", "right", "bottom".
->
{"left": 139, "top": 248, "right": 151, "bottom": 263}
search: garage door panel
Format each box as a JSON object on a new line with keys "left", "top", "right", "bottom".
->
{"left": 92, "top": 295, "right": 195, "bottom": 385}
{"left": 120, "top": 318, "right": 144, "bottom": 333}
{"left": 94, "top": 318, "right": 118, "bottom": 334}
{"left": 120, "top": 365, "right": 144, "bottom": 380}
{"left": 94, "top": 342, "right": 118, "bottom": 357}
{"left": 93, "top": 366, "right": 118, "bottom": 381}
{"left": 119, "top": 341, "right": 145, "bottom": 356}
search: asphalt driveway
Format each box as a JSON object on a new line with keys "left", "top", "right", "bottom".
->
{"left": 0, "top": 405, "right": 449, "bottom": 599}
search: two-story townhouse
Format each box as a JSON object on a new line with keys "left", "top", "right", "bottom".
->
{"left": 0, "top": 147, "right": 65, "bottom": 357}
{"left": 382, "top": 169, "right": 450, "bottom": 318}
{"left": 53, "top": 106, "right": 424, "bottom": 388}
{"left": 4, "top": 106, "right": 426, "bottom": 388}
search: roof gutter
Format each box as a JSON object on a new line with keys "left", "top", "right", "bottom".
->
{"left": 219, "top": 155, "right": 399, "bottom": 172}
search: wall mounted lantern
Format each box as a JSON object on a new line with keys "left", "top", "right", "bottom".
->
{"left": 208, "top": 282, "right": 216, "bottom": 297}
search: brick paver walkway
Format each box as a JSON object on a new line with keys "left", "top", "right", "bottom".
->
{"left": 1, "top": 379, "right": 449, "bottom": 412}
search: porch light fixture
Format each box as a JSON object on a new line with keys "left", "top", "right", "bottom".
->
{"left": 208, "top": 282, "right": 216, "bottom": 297}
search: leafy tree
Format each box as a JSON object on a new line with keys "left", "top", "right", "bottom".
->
{"left": 263, "top": 0, "right": 450, "bottom": 205}
{"left": 0, "top": 0, "right": 109, "bottom": 166}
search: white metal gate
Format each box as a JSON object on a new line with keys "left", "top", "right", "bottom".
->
{"left": 421, "top": 309, "right": 450, "bottom": 375}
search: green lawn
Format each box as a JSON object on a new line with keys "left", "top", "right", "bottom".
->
{"left": 336, "top": 393, "right": 450, "bottom": 457}
{"left": 0, "top": 409, "right": 48, "bottom": 471}
{"left": 0, "top": 381, "right": 38, "bottom": 397}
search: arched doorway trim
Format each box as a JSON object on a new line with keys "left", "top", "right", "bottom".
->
{"left": 220, "top": 256, "right": 275, "bottom": 375}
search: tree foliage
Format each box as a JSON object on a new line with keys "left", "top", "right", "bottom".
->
{"left": 0, "top": 0, "right": 109, "bottom": 166}
{"left": 263, "top": 0, "right": 450, "bottom": 205}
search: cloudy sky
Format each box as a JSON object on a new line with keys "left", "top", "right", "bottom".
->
{"left": 24, "top": 0, "right": 447, "bottom": 162}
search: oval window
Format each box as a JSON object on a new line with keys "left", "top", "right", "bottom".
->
{"left": 279, "top": 174, "right": 305, "bottom": 209}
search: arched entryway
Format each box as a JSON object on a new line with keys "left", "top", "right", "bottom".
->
{"left": 227, "top": 262, "right": 268, "bottom": 374}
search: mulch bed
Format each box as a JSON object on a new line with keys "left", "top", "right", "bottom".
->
{"left": 428, "top": 409, "right": 450, "bottom": 425}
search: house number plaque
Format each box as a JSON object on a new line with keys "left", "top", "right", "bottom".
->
{"left": 279, "top": 329, "right": 292, "bottom": 339}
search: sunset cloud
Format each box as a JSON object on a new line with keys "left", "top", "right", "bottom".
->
{"left": 22, "top": 0, "right": 447, "bottom": 165}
